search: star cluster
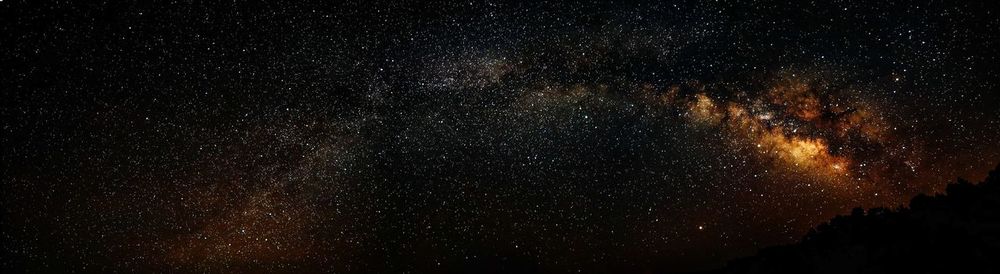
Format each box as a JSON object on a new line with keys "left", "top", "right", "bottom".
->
{"left": 3, "top": 1, "right": 1000, "bottom": 273}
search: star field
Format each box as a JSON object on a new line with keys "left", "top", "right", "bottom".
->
{"left": 3, "top": 1, "right": 1000, "bottom": 273}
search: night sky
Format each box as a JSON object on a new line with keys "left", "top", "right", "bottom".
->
{"left": 3, "top": 1, "right": 1000, "bottom": 273}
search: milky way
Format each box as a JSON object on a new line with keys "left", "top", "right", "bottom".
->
{"left": 3, "top": 1, "right": 1000, "bottom": 273}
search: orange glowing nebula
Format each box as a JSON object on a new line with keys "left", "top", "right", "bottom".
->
{"left": 688, "top": 94, "right": 852, "bottom": 181}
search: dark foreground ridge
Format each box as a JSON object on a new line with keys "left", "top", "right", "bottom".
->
{"left": 712, "top": 164, "right": 1000, "bottom": 274}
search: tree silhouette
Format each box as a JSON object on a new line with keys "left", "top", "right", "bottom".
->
{"left": 715, "top": 164, "right": 1000, "bottom": 274}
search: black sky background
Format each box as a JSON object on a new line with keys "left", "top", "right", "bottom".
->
{"left": 3, "top": 1, "right": 1000, "bottom": 273}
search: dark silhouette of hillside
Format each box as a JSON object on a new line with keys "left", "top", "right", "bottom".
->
{"left": 712, "top": 164, "right": 1000, "bottom": 274}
